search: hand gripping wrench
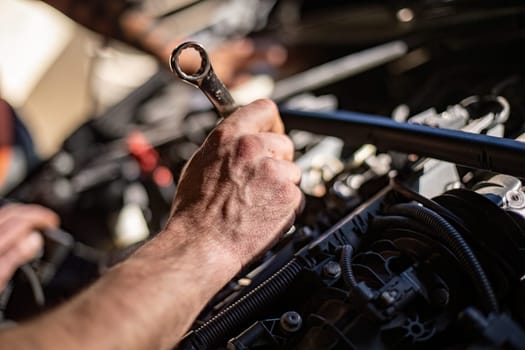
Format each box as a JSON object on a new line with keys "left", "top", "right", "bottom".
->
{"left": 170, "top": 41, "right": 238, "bottom": 118}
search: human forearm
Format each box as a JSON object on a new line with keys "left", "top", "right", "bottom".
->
{"left": 0, "top": 219, "right": 239, "bottom": 350}
{"left": 40, "top": 0, "right": 174, "bottom": 60}
{"left": 0, "top": 100, "right": 302, "bottom": 349}
{"left": 41, "top": 0, "right": 132, "bottom": 40}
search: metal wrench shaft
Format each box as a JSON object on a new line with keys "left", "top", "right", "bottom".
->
{"left": 170, "top": 41, "right": 238, "bottom": 118}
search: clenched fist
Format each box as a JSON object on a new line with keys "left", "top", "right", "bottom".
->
{"left": 167, "top": 99, "right": 303, "bottom": 269}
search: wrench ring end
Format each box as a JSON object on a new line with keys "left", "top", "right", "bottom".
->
{"left": 170, "top": 41, "right": 211, "bottom": 85}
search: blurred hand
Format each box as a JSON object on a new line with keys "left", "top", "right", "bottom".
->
{"left": 166, "top": 38, "right": 287, "bottom": 87}
{"left": 121, "top": 11, "right": 287, "bottom": 86}
{"left": 0, "top": 204, "right": 59, "bottom": 292}
{"left": 167, "top": 99, "right": 303, "bottom": 268}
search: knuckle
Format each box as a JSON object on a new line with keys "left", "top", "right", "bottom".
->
{"left": 260, "top": 157, "right": 278, "bottom": 176}
{"left": 236, "top": 135, "right": 262, "bottom": 159}
{"left": 287, "top": 161, "right": 300, "bottom": 174}
{"left": 253, "top": 98, "right": 278, "bottom": 115}
{"left": 273, "top": 135, "right": 294, "bottom": 160}
{"left": 24, "top": 204, "right": 47, "bottom": 214}
{"left": 283, "top": 135, "right": 295, "bottom": 152}
{"left": 209, "top": 124, "right": 235, "bottom": 145}
{"left": 3, "top": 217, "right": 29, "bottom": 235}
{"left": 279, "top": 181, "right": 301, "bottom": 202}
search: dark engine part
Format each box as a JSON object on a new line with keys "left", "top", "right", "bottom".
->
{"left": 178, "top": 174, "right": 525, "bottom": 350}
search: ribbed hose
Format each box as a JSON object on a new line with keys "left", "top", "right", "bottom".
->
{"left": 340, "top": 245, "right": 358, "bottom": 289}
{"left": 178, "top": 259, "right": 302, "bottom": 350}
{"left": 386, "top": 203, "right": 498, "bottom": 314}
{"left": 371, "top": 216, "right": 433, "bottom": 236}
{"left": 390, "top": 178, "right": 472, "bottom": 235}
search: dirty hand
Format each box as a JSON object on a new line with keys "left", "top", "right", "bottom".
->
{"left": 121, "top": 11, "right": 286, "bottom": 86}
{"left": 167, "top": 99, "right": 303, "bottom": 269}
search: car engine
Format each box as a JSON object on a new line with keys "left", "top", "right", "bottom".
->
{"left": 1, "top": 1, "right": 524, "bottom": 349}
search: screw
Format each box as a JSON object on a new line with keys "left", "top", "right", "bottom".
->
{"left": 323, "top": 261, "right": 342, "bottom": 280}
{"left": 506, "top": 190, "right": 525, "bottom": 209}
{"left": 280, "top": 311, "right": 302, "bottom": 333}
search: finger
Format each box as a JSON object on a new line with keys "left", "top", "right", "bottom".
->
{"left": 229, "top": 42, "right": 287, "bottom": 68}
{"left": 264, "top": 44, "right": 288, "bottom": 67}
{"left": 229, "top": 73, "right": 252, "bottom": 88}
{"left": 225, "top": 99, "right": 284, "bottom": 134}
{"left": 257, "top": 133, "right": 295, "bottom": 161}
{"left": 296, "top": 191, "right": 306, "bottom": 216}
{"left": 0, "top": 203, "right": 22, "bottom": 225}
{"left": 277, "top": 183, "right": 304, "bottom": 230}
{"left": 0, "top": 219, "right": 32, "bottom": 255}
{"left": 228, "top": 38, "right": 256, "bottom": 57}
{"left": 260, "top": 158, "right": 302, "bottom": 185}
{"left": 0, "top": 204, "right": 60, "bottom": 228}
{"left": 3, "top": 232, "right": 43, "bottom": 267}
{"left": 237, "top": 133, "right": 294, "bottom": 161}
{"left": 0, "top": 232, "right": 43, "bottom": 290}
{"left": 214, "top": 39, "right": 255, "bottom": 63}
{"left": 215, "top": 40, "right": 286, "bottom": 70}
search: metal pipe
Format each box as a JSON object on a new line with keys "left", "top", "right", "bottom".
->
{"left": 272, "top": 41, "right": 408, "bottom": 101}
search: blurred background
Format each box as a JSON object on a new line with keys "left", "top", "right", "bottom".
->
{"left": 0, "top": 0, "right": 158, "bottom": 156}
{"left": 2, "top": 0, "right": 525, "bottom": 159}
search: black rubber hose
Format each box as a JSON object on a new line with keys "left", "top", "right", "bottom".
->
{"left": 371, "top": 216, "right": 432, "bottom": 236}
{"left": 20, "top": 265, "right": 45, "bottom": 307}
{"left": 178, "top": 259, "right": 302, "bottom": 350}
{"left": 387, "top": 203, "right": 498, "bottom": 314}
{"left": 390, "top": 178, "right": 472, "bottom": 236}
{"left": 340, "top": 245, "right": 358, "bottom": 289}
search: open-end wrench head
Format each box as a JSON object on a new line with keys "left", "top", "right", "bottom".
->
{"left": 170, "top": 41, "right": 211, "bottom": 88}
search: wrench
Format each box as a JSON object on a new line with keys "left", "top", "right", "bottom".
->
{"left": 170, "top": 41, "right": 238, "bottom": 118}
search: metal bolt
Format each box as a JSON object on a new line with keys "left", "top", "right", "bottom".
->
{"left": 297, "top": 226, "right": 313, "bottom": 238}
{"left": 280, "top": 311, "right": 302, "bottom": 333}
{"left": 323, "top": 261, "right": 342, "bottom": 280}
{"left": 506, "top": 190, "right": 525, "bottom": 209}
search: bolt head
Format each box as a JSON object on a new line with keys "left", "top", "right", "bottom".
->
{"left": 323, "top": 261, "right": 342, "bottom": 279}
{"left": 506, "top": 190, "right": 525, "bottom": 209}
{"left": 280, "top": 311, "right": 302, "bottom": 333}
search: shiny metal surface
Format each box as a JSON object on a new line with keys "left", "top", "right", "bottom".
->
{"left": 170, "top": 41, "right": 238, "bottom": 118}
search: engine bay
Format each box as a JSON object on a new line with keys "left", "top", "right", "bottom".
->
{"left": 1, "top": 1, "right": 525, "bottom": 349}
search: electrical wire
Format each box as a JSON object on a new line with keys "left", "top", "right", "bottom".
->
{"left": 386, "top": 203, "right": 498, "bottom": 314}
{"left": 340, "top": 245, "right": 359, "bottom": 289}
{"left": 390, "top": 178, "right": 472, "bottom": 236}
{"left": 19, "top": 264, "right": 45, "bottom": 307}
